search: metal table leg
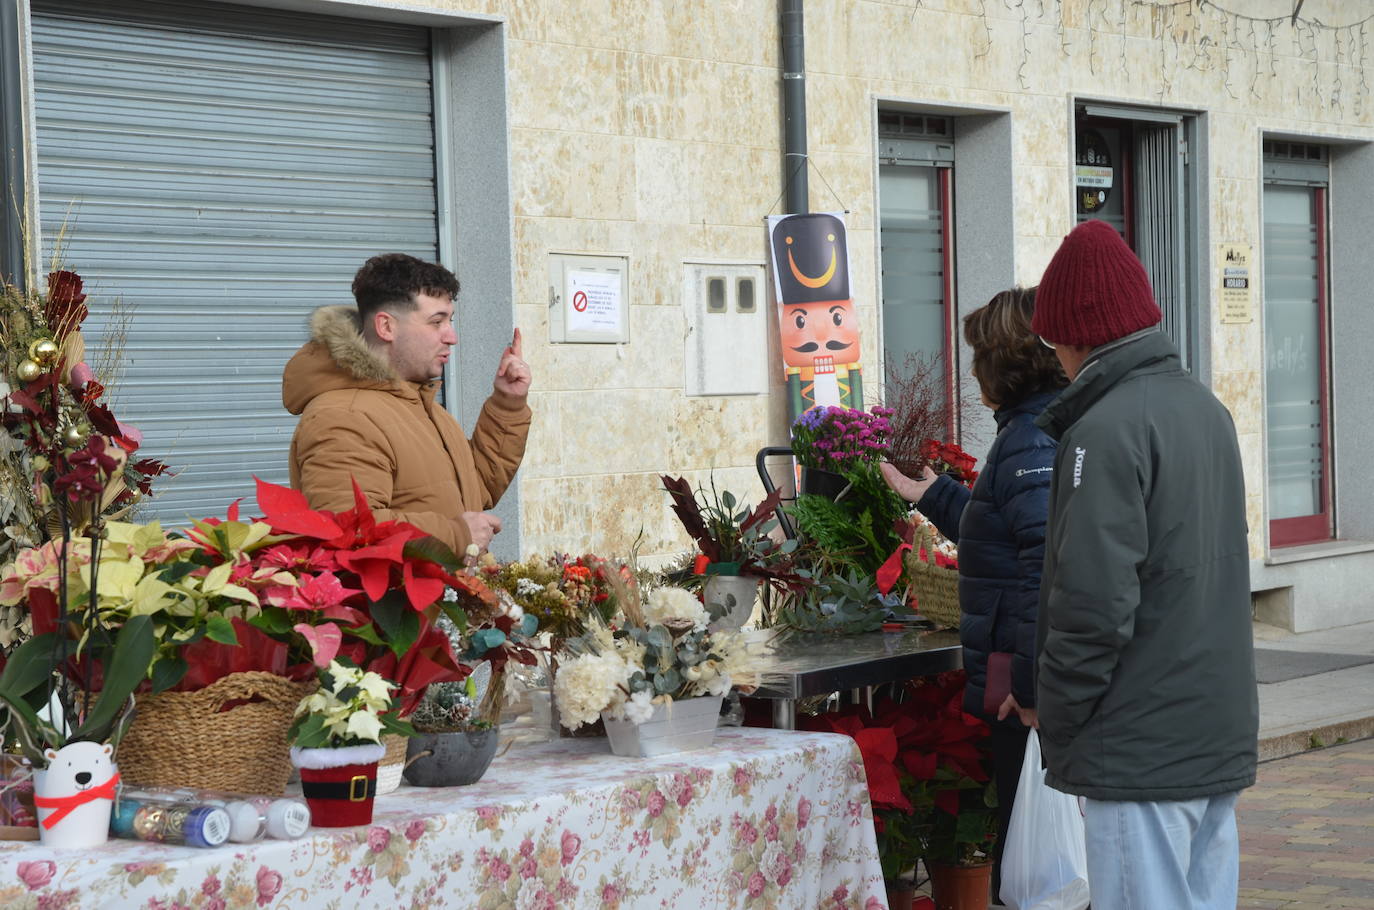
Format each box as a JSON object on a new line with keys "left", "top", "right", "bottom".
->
{"left": 772, "top": 698, "right": 797, "bottom": 730}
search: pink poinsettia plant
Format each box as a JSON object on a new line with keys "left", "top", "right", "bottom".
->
{"left": 0, "top": 476, "right": 495, "bottom": 715}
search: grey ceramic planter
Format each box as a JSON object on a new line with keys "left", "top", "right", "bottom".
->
{"left": 403, "top": 727, "right": 499, "bottom": 787}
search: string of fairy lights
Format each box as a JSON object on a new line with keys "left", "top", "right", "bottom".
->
{"left": 939, "top": 0, "right": 1373, "bottom": 116}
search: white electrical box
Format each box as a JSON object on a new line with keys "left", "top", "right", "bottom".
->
{"left": 683, "top": 262, "right": 769, "bottom": 396}
{"left": 548, "top": 253, "right": 630, "bottom": 344}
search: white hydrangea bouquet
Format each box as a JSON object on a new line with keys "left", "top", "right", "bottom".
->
{"left": 552, "top": 584, "right": 771, "bottom": 731}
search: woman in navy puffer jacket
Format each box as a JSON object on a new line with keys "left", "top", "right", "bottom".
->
{"left": 882, "top": 287, "right": 1065, "bottom": 895}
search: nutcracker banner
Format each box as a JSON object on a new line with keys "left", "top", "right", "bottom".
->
{"left": 766, "top": 212, "right": 863, "bottom": 422}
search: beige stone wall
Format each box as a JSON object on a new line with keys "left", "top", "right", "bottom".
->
{"left": 420, "top": 0, "right": 1373, "bottom": 563}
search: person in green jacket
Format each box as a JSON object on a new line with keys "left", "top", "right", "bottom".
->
{"left": 1029, "top": 220, "right": 1258, "bottom": 910}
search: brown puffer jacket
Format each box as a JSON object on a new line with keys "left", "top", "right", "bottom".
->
{"left": 282, "top": 305, "right": 531, "bottom": 554}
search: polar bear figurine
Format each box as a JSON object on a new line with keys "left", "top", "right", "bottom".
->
{"left": 33, "top": 741, "right": 120, "bottom": 848}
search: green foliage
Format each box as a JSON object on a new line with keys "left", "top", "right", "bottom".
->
{"left": 0, "top": 615, "right": 155, "bottom": 762}
{"left": 787, "top": 462, "right": 907, "bottom": 578}
{"left": 773, "top": 567, "right": 892, "bottom": 634}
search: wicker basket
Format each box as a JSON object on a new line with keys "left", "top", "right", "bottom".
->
{"left": 376, "top": 734, "right": 410, "bottom": 795}
{"left": 115, "top": 671, "right": 315, "bottom": 795}
{"left": 904, "top": 526, "right": 962, "bottom": 630}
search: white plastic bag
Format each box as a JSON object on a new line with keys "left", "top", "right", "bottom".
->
{"left": 998, "top": 730, "right": 1090, "bottom": 910}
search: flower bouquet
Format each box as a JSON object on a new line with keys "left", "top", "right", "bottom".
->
{"left": 290, "top": 659, "right": 409, "bottom": 827}
{"left": 476, "top": 551, "right": 621, "bottom": 644}
{"left": 660, "top": 475, "right": 806, "bottom": 630}
{"left": 1, "top": 269, "right": 170, "bottom": 655}
{"left": 551, "top": 582, "right": 769, "bottom": 756}
{"left": 788, "top": 406, "right": 909, "bottom": 580}
{"left": 919, "top": 438, "right": 979, "bottom": 488}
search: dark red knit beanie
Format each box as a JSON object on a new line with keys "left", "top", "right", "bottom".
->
{"left": 1031, "top": 220, "right": 1162, "bottom": 347}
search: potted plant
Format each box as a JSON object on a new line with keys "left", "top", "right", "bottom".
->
{"left": 801, "top": 671, "right": 996, "bottom": 910}
{"left": 1, "top": 268, "right": 170, "bottom": 658}
{"left": 0, "top": 614, "right": 155, "bottom": 848}
{"left": 289, "top": 659, "right": 410, "bottom": 828}
{"left": 551, "top": 579, "right": 769, "bottom": 757}
{"left": 0, "top": 477, "right": 481, "bottom": 795}
{"left": 660, "top": 475, "right": 804, "bottom": 630}
{"left": 788, "top": 406, "right": 910, "bottom": 581}
{"left": 403, "top": 669, "right": 500, "bottom": 787}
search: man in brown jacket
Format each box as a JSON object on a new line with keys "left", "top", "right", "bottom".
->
{"left": 283, "top": 253, "right": 531, "bottom": 554}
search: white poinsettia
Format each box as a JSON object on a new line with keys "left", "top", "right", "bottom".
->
{"left": 293, "top": 659, "right": 397, "bottom": 748}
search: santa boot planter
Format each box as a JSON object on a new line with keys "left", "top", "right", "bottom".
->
{"left": 288, "top": 660, "right": 410, "bottom": 830}
{"left": 291, "top": 744, "right": 385, "bottom": 828}
{"left": 33, "top": 742, "right": 121, "bottom": 849}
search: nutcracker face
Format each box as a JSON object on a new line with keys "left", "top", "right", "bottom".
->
{"left": 779, "top": 299, "right": 859, "bottom": 369}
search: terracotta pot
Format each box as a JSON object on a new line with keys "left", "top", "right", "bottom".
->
{"left": 928, "top": 862, "right": 992, "bottom": 910}
{"left": 885, "top": 881, "right": 915, "bottom": 910}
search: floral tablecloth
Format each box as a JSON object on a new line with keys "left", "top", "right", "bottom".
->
{"left": 0, "top": 728, "right": 886, "bottom": 910}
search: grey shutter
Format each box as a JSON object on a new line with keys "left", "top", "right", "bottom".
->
{"left": 30, "top": 0, "right": 437, "bottom": 522}
{"left": 1133, "top": 122, "right": 1187, "bottom": 370}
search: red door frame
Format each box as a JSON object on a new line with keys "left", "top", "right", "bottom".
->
{"left": 1270, "top": 185, "right": 1333, "bottom": 547}
{"left": 938, "top": 166, "right": 957, "bottom": 439}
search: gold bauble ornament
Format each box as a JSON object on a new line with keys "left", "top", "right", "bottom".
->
{"left": 29, "top": 338, "right": 60, "bottom": 366}
{"left": 63, "top": 423, "right": 90, "bottom": 448}
{"left": 15, "top": 359, "right": 42, "bottom": 382}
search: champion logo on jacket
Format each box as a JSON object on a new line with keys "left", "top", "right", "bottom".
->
{"left": 1072, "top": 446, "right": 1085, "bottom": 488}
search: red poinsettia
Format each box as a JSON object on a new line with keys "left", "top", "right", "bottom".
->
{"left": 248, "top": 476, "right": 478, "bottom": 715}
{"left": 919, "top": 438, "right": 979, "bottom": 487}
{"left": 801, "top": 671, "right": 996, "bottom": 868}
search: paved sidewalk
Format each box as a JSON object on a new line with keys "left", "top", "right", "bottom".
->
{"left": 1256, "top": 619, "right": 1374, "bottom": 760}
{"left": 1238, "top": 736, "right": 1374, "bottom": 909}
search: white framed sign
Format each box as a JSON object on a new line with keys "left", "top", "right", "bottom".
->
{"left": 548, "top": 253, "right": 629, "bottom": 344}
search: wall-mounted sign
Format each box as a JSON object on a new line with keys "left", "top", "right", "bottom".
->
{"left": 547, "top": 253, "right": 629, "bottom": 344}
{"left": 1218, "top": 243, "right": 1254, "bottom": 325}
{"left": 566, "top": 269, "right": 622, "bottom": 335}
{"left": 1075, "top": 128, "right": 1114, "bottom": 214}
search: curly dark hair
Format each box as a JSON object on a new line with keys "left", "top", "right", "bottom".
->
{"left": 963, "top": 287, "right": 1067, "bottom": 408}
{"left": 352, "top": 253, "right": 460, "bottom": 323}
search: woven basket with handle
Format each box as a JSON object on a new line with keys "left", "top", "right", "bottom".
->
{"left": 115, "top": 671, "right": 315, "bottom": 795}
{"left": 904, "top": 525, "right": 962, "bottom": 630}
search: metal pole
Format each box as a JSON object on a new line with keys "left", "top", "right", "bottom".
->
{"left": 780, "top": 0, "right": 808, "bottom": 214}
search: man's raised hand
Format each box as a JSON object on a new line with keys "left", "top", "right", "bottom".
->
{"left": 493, "top": 327, "right": 531, "bottom": 399}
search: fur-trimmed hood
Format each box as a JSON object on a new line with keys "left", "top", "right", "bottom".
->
{"left": 282, "top": 305, "right": 413, "bottom": 415}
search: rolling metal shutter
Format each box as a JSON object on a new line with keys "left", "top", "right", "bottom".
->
{"left": 30, "top": 0, "right": 438, "bottom": 522}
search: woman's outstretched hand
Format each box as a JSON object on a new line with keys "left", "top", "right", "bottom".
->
{"left": 880, "top": 463, "right": 939, "bottom": 504}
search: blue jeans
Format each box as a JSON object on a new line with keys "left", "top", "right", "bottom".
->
{"left": 1082, "top": 792, "right": 1240, "bottom": 910}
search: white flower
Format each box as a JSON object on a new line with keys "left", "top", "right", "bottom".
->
{"left": 645, "top": 587, "right": 709, "bottom": 629}
{"left": 345, "top": 708, "right": 383, "bottom": 743}
{"left": 705, "top": 672, "right": 733, "bottom": 697}
{"left": 553, "top": 651, "right": 630, "bottom": 729}
{"left": 515, "top": 577, "right": 544, "bottom": 597}
{"left": 622, "top": 689, "right": 657, "bottom": 724}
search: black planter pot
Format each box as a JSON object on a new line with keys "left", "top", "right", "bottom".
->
{"left": 800, "top": 466, "right": 850, "bottom": 500}
{"left": 403, "top": 727, "right": 500, "bottom": 787}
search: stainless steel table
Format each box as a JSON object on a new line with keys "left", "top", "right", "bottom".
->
{"left": 750, "top": 628, "right": 964, "bottom": 728}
